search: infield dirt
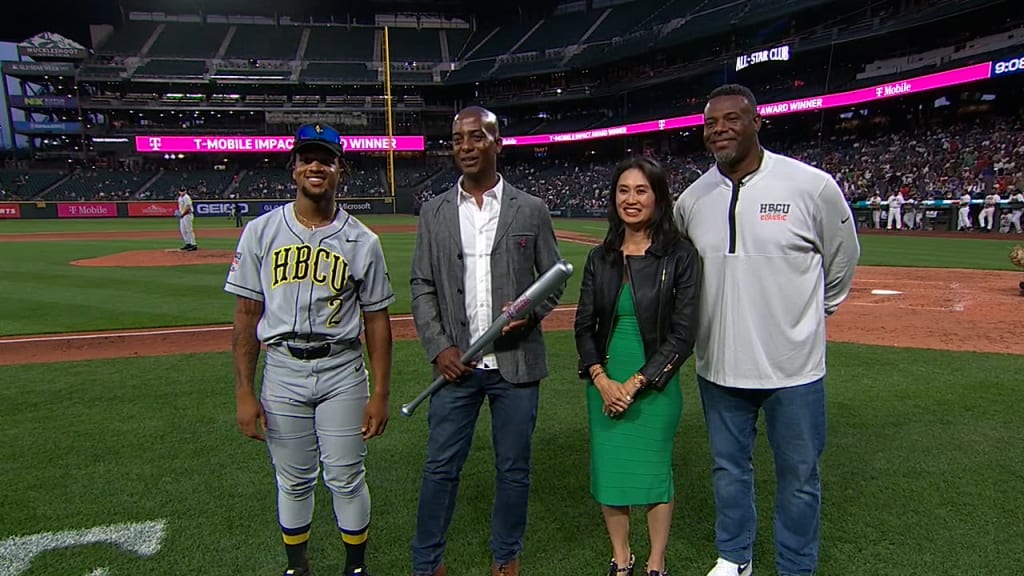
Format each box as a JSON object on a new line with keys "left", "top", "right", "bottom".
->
{"left": 1, "top": 226, "right": 1021, "bottom": 365}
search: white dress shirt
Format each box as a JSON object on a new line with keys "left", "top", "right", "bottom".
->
{"left": 458, "top": 175, "right": 503, "bottom": 369}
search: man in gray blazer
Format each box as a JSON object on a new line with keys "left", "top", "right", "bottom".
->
{"left": 410, "top": 106, "right": 564, "bottom": 576}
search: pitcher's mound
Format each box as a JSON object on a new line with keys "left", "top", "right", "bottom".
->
{"left": 71, "top": 249, "right": 234, "bottom": 267}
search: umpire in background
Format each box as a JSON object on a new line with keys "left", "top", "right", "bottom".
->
{"left": 409, "top": 106, "right": 565, "bottom": 576}
{"left": 233, "top": 200, "right": 244, "bottom": 227}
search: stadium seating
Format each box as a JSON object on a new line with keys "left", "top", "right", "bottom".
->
{"left": 387, "top": 28, "right": 443, "bottom": 63}
{"left": 583, "top": 0, "right": 664, "bottom": 44}
{"left": 133, "top": 59, "right": 209, "bottom": 78}
{"left": 493, "top": 56, "right": 563, "bottom": 79}
{"left": 300, "top": 63, "right": 378, "bottom": 83}
{"left": 444, "top": 59, "right": 496, "bottom": 83}
{"left": 0, "top": 170, "right": 65, "bottom": 200}
{"left": 214, "top": 67, "right": 292, "bottom": 79}
{"left": 234, "top": 169, "right": 296, "bottom": 200}
{"left": 515, "top": 11, "right": 605, "bottom": 52}
{"left": 391, "top": 70, "right": 435, "bottom": 84}
{"left": 654, "top": 0, "right": 749, "bottom": 50}
{"left": 469, "top": 22, "right": 536, "bottom": 60}
{"left": 223, "top": 25, "right": 304, "bottom": 60}
{"left": 444, "top": 29, "right": 474, "bottom": 60}
{"left": 502, "top": 117, "right": 547, "bottom": 135}
{"left": 143, "top": 170, "right": 238, "bottom": 200}
{"left": 96, "top": 22, "right": 159, "bottom": 56}
{"left": 147, "top": 23, "right": 231, "bottom": 58}
{"left": 304, "top": 27, "right": 376, "bottom": 62}
{"left": 45, "top": 170, "right": 153, "bottom": 201}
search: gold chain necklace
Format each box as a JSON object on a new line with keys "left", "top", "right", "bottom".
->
{"left": 293, "top": 205, "right": 336, "bottom": 230}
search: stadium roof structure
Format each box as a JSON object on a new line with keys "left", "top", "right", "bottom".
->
{"left": 114, "top": 0, "right": 563, "bottom": 23}
{"left": 74, "top": 0, "right": 858, "bottom": 88}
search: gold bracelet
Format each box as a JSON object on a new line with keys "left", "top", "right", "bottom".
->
{"left": 631, "top": 372, "right": 648, "bottom": 389}
{"left": 590, "top": 365, "right": 606, "bottom": 379}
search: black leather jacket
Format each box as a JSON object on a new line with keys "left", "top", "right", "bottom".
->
{"left": 574, "top": 237, "right": 701, "bottom": 390}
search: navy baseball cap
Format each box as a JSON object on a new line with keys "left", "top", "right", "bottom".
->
{"left": 291, "top": 122, "right": 344, "bottom": 157}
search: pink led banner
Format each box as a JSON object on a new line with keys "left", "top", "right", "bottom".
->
{"left": 501, "top": 62, "right": 993, "bottom": 146}
{"left": 135, "top": 135, "right": 425, "bottom": 153}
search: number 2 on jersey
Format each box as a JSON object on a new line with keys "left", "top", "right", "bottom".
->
{"left": 326, "top": 293, "right": 344, "bottom": 327}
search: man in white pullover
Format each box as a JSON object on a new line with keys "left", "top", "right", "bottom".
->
{"left": 673, "top": 84, "right": 860, "bottom": 576}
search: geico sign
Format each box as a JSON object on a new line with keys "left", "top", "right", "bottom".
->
{"left": 195, "top": 203, "right": 249, "bottom": 216}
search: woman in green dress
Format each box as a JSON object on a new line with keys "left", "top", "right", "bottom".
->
{"left": 574, "top": 156, "right": 701, "bottom": 576}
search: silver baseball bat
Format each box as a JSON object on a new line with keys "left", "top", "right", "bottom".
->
{"left": 400, "top": 259, "right": 575, "bottom": 417}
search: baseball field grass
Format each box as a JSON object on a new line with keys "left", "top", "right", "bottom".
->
{"left": 0, "top": 216, "right": 1020, "bottom": 337}
{"left": 1, "top": 338, "right": 1022, "bottom": 575}
{"left": 0, "top": 221, "right": 592, "bottom": 336}
{"left": 1, "top": 215, "right": 1023, "bottom": 576}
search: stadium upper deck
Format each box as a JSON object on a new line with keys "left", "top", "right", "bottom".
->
{"left": 78, "top": 0, "right": 850, "bottom": 86}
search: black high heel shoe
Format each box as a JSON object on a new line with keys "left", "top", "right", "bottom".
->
{"left": 606, "top": 553, "right": 635, "bottom": 576}
{"left": 644, "top": 568, "right": 670, "bottom": 576}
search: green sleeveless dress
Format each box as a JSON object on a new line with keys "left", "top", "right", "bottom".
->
{"left": 586, "top": 282, "right": 682, "bottom": 506}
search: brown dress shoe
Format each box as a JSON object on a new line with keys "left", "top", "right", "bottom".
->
{"left": 492, "top": 558, "right": 519, "bottom": 576}
{"left": 433, "top": 564, "right": 447, "bottom": 576}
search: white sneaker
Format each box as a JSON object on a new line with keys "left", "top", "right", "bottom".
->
{"left": 706, "top": 557, "right": 752, "bottom": 576}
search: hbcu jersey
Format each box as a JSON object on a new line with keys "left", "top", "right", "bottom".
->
{"left": 224, "top": 203, "right": 395, "bottom": 345}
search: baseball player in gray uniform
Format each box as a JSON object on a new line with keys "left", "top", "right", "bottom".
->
{"left": 177, "top": 188, "right": 197, "bottom": 250}
{"left": 226, "top": 122, "right": 394, "bottom": 576}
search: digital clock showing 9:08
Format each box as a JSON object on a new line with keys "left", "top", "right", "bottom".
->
{"left": 993, "top": 55, "right": 1024, "bottom": 76}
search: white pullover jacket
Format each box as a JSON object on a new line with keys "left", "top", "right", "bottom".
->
{"left": 674, "top": 149, "right": 860, "bottom": 389}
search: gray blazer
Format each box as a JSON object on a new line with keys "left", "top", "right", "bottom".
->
{"left": 410, "top": 180, "right": 564, "bottom": 384}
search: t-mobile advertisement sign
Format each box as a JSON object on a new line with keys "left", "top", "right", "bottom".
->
{"left": 502, "top": 62, "right": 993, "bottom": 146}
{"left": 57, "top": 203, "right": 118, "bottom": 218}
{"left": 135, "top": 135, "right": 425, "bottom": 153}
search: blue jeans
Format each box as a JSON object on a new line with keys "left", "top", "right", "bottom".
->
{"left": 698, "top": 375, "right": 826, "bottom": 576}
{"left": 411, "top": 369, "right": 539, "bottom": 574}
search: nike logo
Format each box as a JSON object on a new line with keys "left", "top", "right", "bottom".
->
{"left": 345, "top": 238, "right": 361, "bottom": 242}
{"left": 738, "top": 563, "right": 749, "bottom": 574}
{"left": 841, "top": 215, "right": 850, "bottom": 224}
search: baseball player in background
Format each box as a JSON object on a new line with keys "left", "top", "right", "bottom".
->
{"left": 868, "top": 192, "right": 882, "bottom": 229}
{"left": 1008, "top": 186, "right": 1022, "bottom": 233}
{"left": 177, "top": 188, "right": 197, "bottom": 250}
{"left": 901, "top": 195, "right": 916, "bottom": 230}
{"left": 226, "top": 122, "right": 394, "bottom": 576}
{"left": 886, "top": 188, "right": 904, "bottom": 230}
{"left": 979, "top": 191, "right": 1000, "bottom": 232}
{"left": 957, "top": 191, "right": 973, "bottom": 231}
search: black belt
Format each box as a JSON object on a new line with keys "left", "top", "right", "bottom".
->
{"left": 286, "top": 343, "right": 332, "bottom": 360}
{"left": 283, "top": 339, "right": 358, "bottom": 360}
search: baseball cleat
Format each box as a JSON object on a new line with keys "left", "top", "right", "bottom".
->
{"left": 283, "top": 568, "right": 310, "bottom": 576}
